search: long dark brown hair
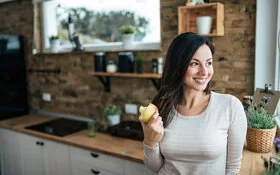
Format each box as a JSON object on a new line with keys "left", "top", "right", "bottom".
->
{"left": 152, "top": 32, "right": 215, "bottom": 127}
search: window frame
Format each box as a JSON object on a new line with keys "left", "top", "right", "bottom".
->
{"left": 38, "top": 0, "right": 161, "bottom": 54}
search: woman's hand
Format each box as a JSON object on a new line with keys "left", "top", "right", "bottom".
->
{"left": 140, "top": 112, "right": 164, "bottom": 148}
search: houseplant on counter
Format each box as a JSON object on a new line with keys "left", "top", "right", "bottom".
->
{"left": 119, "top": 25, "right": 137, "bottom": 50}
{"left": 104, "top": 105, "right": 122, "bottom": 126}
{"left": 49, "top": 35, "right": 61, "bottom": 52}
{"left": 246, "top": 96, "right": 277, "bottom": 153}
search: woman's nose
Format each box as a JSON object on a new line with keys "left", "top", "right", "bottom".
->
{"left": 199, "top": 65, "right": 207, "bottom": 74}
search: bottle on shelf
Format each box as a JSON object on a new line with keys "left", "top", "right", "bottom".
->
{"left": 94, "top": 52, "right": 106, "bottom": 72}
{"left": 157, "top": 57, "right": 163, "bottom": 74}
{"left": 152, "top": 58, "right": 158, "bottom": 74}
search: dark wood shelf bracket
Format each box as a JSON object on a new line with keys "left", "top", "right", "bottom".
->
{"left": 96, "top": 76, "right": 111, "bottom": 92}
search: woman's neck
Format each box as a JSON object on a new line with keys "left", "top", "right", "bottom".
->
{"left": 178, "top": 89, "right": 210, "bottom": 116}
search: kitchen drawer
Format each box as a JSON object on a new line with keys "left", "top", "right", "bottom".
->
{"left": 70, "top": 146, "right": 125, "bottom": 174}
{"left": 72, "top": 160, "right": 122, "bottom": 175}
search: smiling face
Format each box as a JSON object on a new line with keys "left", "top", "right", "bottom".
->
{"left": 184, "top": 44, "right": 214, "bottom": 92}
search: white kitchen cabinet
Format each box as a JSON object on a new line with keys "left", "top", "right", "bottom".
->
{"left": 19, "top": 133, "right": 71, "bottom": 175}
{"left": 125, "top": 161, "right": 156, "bottom": 175}
{"left": 0, "top": 128, "right": 23, "bottom": 175}
{"left": 0, "top": 128, "right": 3, "bottom": 175}
{"left": 70, "top": 146, "right": 125, "bottom": 175}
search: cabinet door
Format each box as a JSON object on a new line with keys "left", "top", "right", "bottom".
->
{"left": 19, "top": 133, "right": 45, "bottom": 175}
{"left": 19, "top": 133, "right": 72, "bottom": 175}
{"left": 125, "top": 161, "right": 156, "bottom": 175}
{"left": 0, "top": 128, "right": 4, "bottom": 175}
{"left": 0, "top": 128, "right": 23, "bottom": 175}
{"left": 43, "top": 140, "right": 71, "bottom": 175}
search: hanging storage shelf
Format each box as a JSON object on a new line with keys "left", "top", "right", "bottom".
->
{"left": 178, "top": 2, "right": 224, "bottom": 36}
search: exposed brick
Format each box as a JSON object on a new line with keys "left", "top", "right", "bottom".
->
{"left": 0, "top": 0, "right": 256, "bottom": 121}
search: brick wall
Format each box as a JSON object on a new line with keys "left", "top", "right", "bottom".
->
{"left": 0, "top": 0, "right": 256, "bottom": 123}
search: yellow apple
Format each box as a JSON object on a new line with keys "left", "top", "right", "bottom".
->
{"left": 139, "top": 103, "right": 158, "bottom": 123}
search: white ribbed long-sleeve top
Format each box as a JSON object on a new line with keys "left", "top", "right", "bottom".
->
{"left": 143, "top": 92, "right": 247, "bottom": 175}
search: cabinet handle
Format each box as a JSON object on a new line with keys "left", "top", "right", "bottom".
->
{"left": 36, "top": 141, "right": 40, "bottom": 145}
{"left": 39, "top": 142, "right": 44, "bottom": 146}
{"left": 90, "top": 152, "right": 99, "bottom": 158}
{"left": 90, "top": 169, "right": 100, "bottom": 174}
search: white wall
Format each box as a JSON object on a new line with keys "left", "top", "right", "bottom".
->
{"left": 255, "top": 0, "right": 279, "bottom": 90}
{"left": 276, "top": 1, "right": 280, "bottom": 91}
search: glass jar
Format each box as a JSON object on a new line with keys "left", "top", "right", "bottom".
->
{"left": 106, "top": 60, "right": 117, "bottom": 73}
{"left": 157, "top": 57, "right": 163, "bottom": 74}
{"left": 88, "top": 120, "right": 96, "bottom": 138}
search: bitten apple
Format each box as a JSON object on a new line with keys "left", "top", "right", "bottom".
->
{"left": 139, "top": 103, "right": 158, "bottom": 123}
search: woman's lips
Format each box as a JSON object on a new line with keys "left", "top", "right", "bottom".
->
{"left": 193, "top": 78, "right": 208, "bottom": 84}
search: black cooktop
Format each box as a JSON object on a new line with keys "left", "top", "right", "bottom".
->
{"left": 25, "top": 118, "right": 88, "bottom": 137}
{"left": 108, "top": 121, "right": 144, "bottom": 141}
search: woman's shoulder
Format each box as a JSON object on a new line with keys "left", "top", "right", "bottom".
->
{"left": 211, "top": 91, "right": 242, "bottom": 106}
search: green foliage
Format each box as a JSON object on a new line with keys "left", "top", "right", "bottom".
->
{"left": 56, "top": 6, "right": 148, "bottom": 42}
{"left": 104, "top": 105, "right": 122, "bottom": 115}
{"left": 49, "top": 35, "right": 60, "bottom": 40}
{"left": 265, "top": 163, "right": 280, "bottom": 175}
{"left": 119, "top": 25, "right": 137, "bottom": 35}
{"left": 246, "top": 96, "right": 276, "bottom": 129}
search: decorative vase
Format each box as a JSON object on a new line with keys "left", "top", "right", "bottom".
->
{"left": 196, "top": 16, "right": 212, "bottom": 35}
{"left": 107, "top": 114, "right": 121, "bottom": 126}
{"left": 50, "top": 40, "right": 60, "bottom": 52}
{"left": 246, "top": 127, "right": 277, "bottom": 153}
{"left": 122, "top": 34, "right": 134, "bottom": 50}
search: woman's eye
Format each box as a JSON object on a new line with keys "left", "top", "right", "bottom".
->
{"left": 206, "top": 62, "right": 212, "bottom": 66}
{"left": 189, "top": 62, "right": 198, "bottom": 67}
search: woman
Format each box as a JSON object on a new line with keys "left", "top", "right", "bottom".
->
{"left": 140, "top": 32, "right": 247, "bottom": 175}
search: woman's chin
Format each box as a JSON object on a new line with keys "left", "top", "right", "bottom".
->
{"left": 191, "top": 84, "right": 208, "bottom": 92}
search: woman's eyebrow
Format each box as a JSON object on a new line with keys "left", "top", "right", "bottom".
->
{"left": 192, "top": 58, "right": 213, "bottom": 61}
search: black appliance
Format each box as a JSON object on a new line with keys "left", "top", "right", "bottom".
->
{"left": 108, "top": 121, "right": 144, "bottom": 141}
{"left": 118, "top": 52, "right": 134, "bottom": 73}
{"left": 25, "top": 118, "right": 88, "bottom": 137}
{"left": 0, "top": 34, "right": 28, "bottom": 120}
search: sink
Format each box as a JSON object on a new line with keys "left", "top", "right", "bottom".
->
{"left": 25, "top": 118, "right": 88, "bottom": 137}
{"left": 107, "top": 121, "right": 144, "bottom": 141}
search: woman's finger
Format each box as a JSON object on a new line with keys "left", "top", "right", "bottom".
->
{"left": 147, "top": 112, "right": 159, "bottom": 125}
{"left": 140, "top": 121, "right": 146, "bottom": 129}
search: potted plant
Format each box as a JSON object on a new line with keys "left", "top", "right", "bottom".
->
{"left": 119, "top": 25, "right": 137, "bottom": 49}
{"left": 104, "top": 105, "right": 122, "bottom": 126}
{"left": 246, "top": 96, "right": 277, "bottom": 153}
{"left": 135, "top": 52, "right": 144, "bottom": 73}
{"left": 261, "top": 137, "right": 280, "bottom": 174}
{"left": 49, "top": 35, "right": 61, "bottom": 52}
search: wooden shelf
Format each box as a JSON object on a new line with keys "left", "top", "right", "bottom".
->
{"left": 88, "top": 72, "right": 161, "bottom": 79}
{"left": 178, "top": 2, "right": 224, "bottom": 36}
{"left": 88, "top": 72, "right": 162, "bottom": 92}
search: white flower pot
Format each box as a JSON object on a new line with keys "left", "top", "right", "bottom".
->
{"left": 50, "top": 40, "right": 60, "bottom": 52}
{"left": 107, "top": 114, "right": 121, "bottom": 126}
{"left": 122, "top": 34, "right": 134, "bottom": 50}
{"left": 196, "top": 16, "right": 212, "bottom": 35}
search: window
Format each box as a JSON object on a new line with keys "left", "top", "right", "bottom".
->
{"left": 255, "top": 0, "right": 280, "bottom": 116}
{"left": 39, "top": 0, "right": 161, "bottom": 53}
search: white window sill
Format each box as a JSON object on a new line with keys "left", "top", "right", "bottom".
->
{"left": 38, "top": 42, "right": 161, "bottom": 54}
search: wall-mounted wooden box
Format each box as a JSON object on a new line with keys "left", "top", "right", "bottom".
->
{"left": 178, "top": 2, "right": 224, "bottom": 36}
